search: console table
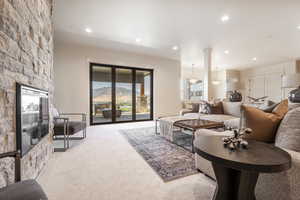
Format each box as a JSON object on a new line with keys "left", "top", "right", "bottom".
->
{"left": 194, "top": 135, "right": 291, "bottom": 200}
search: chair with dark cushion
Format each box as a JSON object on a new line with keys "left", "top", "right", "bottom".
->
{"left": 53, "top": 109, "right": 87, "bottom": 152}
{"left": 0, "top": 151, "right": 47, "bottom": 200}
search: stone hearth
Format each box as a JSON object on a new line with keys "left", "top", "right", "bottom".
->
{"left": 0, "top": 0, "right": 54, "bottom": 187}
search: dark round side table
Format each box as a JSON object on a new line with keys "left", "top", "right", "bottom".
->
{"left": 194, "top": 135, "right": 291, "bottom": 200}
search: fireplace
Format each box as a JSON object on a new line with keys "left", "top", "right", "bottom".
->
{"left": 16, "top": 83, "right": 49, "bottom": 157}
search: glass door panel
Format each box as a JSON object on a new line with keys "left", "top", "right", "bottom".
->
{"left": 136, "top": 70, "right": 151, "bottom": 120}
{"left": 91, "top": 66, "right": 112, "bottom": 123}
{"left": 115, "top": 68, "right": 133, "bottom": 121}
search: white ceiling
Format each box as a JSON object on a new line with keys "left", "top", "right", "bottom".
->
{"left": 54, "top": 0, "right": 300, "bottom": 70}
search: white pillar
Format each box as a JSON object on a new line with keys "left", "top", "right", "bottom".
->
{"left": 203, "top": 48, "right": 212, "bottom": 101}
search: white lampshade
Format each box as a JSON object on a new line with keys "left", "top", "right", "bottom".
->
{"left": 189, "top": 78, "right": 198, "bottom": 84}
{"left": 282, "top": 74, "right": 300, "bottom": 88}
{"left": 212, "top": 80, "right": 221, "bottom": 85}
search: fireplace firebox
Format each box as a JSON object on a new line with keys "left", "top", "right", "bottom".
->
{"left": 16, "top": 83, "right": 49, "bottom": 157}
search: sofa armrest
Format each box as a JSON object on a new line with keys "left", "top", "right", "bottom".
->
{"left": 180, "top": 109, "right": 197, "bottom": 116}
{"left": 284, "top": 149, "right": 300, "bottom": 165}
{"left": 195, "top": 129, "right": 233, "bottom": 138}
{"left": 256, "top": 148, "right": 300, "bottom": 200}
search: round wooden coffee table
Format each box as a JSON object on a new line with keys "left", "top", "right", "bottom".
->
{"left": 194, "top": 135, "right": 291, "bottom": 200}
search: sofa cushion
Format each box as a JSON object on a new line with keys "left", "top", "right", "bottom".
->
{"left": 242, "top": 105, "right": 286, "bottom": 143}
{"left": 180, "top": 109, "right": 196, "bottom": 116}
{"left": 0, "top": 180, "right": 47, "bottom": 200}
{"left": 288, "top": 101, "right": 300, "bottom": 111}
{"left": 224, "top": 118, "right": 240, "bottom": 129}
{"left": 183, "top": 112, "right": 200, "bottom": 118}
{"left": 222, "top": 101, "right": 242, "bottom": 117}
{"left": 54, "top": 121, "right": 85, "bottom": 135}
{"left": 208, "top": 101, "right": 224, "bottom": 114}
{"left": 199, "top": 114, "right": 238, "bottom": 123}
{"left": 275, "top": 107, "right": 300, "bottom": 152}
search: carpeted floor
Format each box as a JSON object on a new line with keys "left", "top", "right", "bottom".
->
{"left": 121, "top": 127, "right": 198, "bottom": 182}
{"left": 37, "top": 121, "right": 215, "bottom": 200}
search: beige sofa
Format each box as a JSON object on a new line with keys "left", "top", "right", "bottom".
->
{"left": 181, "top": 101, "right": 242, "bottom": 129}
{"left": 194, "top": 107, "right": 300, "bottom": 200}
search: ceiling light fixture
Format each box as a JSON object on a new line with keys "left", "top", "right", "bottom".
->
{"left": 135, "top": 38, "right": 142, "bottom": 43}
{"left": 85, "top": 28, "right": 92, "bottom": 33}
{"left": 221, "top": 15, "right": 230, "bottom": 22}
{"left": 224, "top": 50, "right": 229, "bottom": 54}
{"left": 212, "top": 80, "right": 221, "bottom": 85}
{"left": 297, "top": 26, "right": 300, "bottom": 30}
{"left": 172, "top": 46, "right": 179, "bottom": 51}
{"left": 252, "top": 57, "right": 257, "bottom": 61}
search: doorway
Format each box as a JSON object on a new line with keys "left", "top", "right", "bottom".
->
{"left": 90, "top": 63, "right": 153, "bottom": 125}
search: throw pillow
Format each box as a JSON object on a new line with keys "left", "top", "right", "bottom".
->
{"left": 198, "top": 101, "right": 210, "bottom": 114}
{"left": 258, "top": 100, "right": 278, "bottom": 113}
{"left": 183, "top": 102, "right": 193, "bottom": 110}
{"left": 191, "top": 103, "right": 200, "bottom": 112}
{"left": 242, "top": 105, "right": 285, "bottom": 143}
{"left": 209, "top": 101, "right": 224, "bottom": 114}
{"left": 275, "top": 107, "right": 300, "bottom": 152}
{"left": 272, "top": 99, "right": 289, "bottom": 117}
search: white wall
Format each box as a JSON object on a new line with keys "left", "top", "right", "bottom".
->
{"left": 240, "top": 61, "right": 298, "bottom": 102}
{"left": 53, "top": 42, "right": 182, "bottom": 124}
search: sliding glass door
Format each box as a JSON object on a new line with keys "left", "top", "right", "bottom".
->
{"left": 115, "top": 68, "right": 133, "bottom": 122}
{"left": 90, "top": 63, "right": 153, "bottom": 125}
{"left": 91, "top": 66, "right": 113, "bottom": 123}
{"left": 136, "top": 70, "right": 152, "bottom": 120}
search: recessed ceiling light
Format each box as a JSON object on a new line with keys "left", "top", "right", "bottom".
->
{"left": 297, "top": 26, "right": 300, "bottom": 30}
{"left": 135, "top": 38, "right": 142, "bottom": 43}
{"left": 224, "top": 50, "right": 229, "bottom": 54}
{"left": 252, "top": 57, "right": 257, "bottom": 61}
{"left": 172, "top": 46, "right": 179, "bottom": 50}
{"left": 221, "top": 15, "right": 230, "bottom": 22}
{"left": 85, "top": 28, "right": 92, "bottom": 33}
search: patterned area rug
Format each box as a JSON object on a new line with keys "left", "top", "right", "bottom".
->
{"left": 120, "top": 127, "right": 198, "bottom": 182}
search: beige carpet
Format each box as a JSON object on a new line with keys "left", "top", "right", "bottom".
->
{"left": 37, "top": 121, "right": 215, "bottom": 200}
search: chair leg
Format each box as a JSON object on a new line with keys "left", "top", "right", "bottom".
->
{"left": 83, "top": 126, "right": 86, "bottom": 138}
{"left": 82, "top": 122, "right": 87, "bottom": 138}
{"left": 65, "top": 122, "right": 67, "bottom": 150}
{"left": 67, "top": 134, "right": 70, "bottom": 148}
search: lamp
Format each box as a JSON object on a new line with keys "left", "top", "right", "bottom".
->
{"left": 212, "top": 80, "right": 221, "bottom": 85}
{"left": 189, "top": 78, "right": 198, "bottom": 84}
{"left": 282, "top": 74, "right": 300, "bottom": 103}
{"left": 227, "top": 80, "right": 242, "bottom": 102}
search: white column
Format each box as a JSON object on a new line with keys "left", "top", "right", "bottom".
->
{"left": 203, "top": 48, "right": 212, "bottom": 100}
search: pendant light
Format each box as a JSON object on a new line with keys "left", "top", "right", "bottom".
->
{"left": 189, "top": 64, "right": 198, "bottom": 84}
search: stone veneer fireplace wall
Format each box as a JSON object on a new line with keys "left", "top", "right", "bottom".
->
{"left": 0, "top": 0, "right": 54, "bottom": 187}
